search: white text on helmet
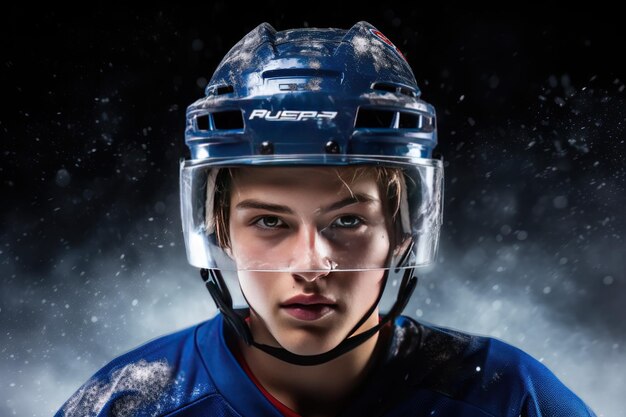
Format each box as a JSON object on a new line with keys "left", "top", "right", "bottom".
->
{"left": 249, "top": 109, "right": 338, "bottom": 121}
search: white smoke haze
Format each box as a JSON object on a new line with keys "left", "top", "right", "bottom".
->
{"left": 0, "top": 203, "right": 217, "bottom": 416}
{"left": 415, "top": 246, "right": 625, "bottom": 417}
{"left": 1, "top": 205, "right": 623, "bottom": 417}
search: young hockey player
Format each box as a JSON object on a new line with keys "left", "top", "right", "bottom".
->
{"left": 55, "top": 21, "right": 597, "bottom": 417}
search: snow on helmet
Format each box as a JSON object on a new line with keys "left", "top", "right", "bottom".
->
{"left": 180, "top": 21, "right": 443, "bottom": 274}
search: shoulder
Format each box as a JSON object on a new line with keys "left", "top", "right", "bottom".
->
{"left": 382, "top": 316, "right": 596, "bottom": 417}
{"left": 479, "top": 337, "right": 597, "bottom": 416}
{"left": 54, "top": 315, "right": 229, "bottom": 417}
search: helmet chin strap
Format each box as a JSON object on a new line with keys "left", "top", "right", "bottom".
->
{"left": 200, "top": 264, "right": 418, "bottom": 367}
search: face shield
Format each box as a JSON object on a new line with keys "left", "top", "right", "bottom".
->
{"left": 180, "top": 155, "right": 443, "bottom": 273}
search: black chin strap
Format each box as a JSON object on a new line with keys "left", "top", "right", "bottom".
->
{"left": 200, "top": 267, "right": 418, "bottom": 366}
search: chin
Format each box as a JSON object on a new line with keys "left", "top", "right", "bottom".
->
{"left": 274, "top": 327, "right": 343, "bottom": 356}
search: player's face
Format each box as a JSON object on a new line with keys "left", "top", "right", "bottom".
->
{"left": 228, "top": 167, "right": 390, "bottom": 355}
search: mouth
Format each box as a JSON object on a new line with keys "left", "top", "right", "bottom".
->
{"left": 280, "top": 295, "right": 338, "bottom": 321}
{"left": 281, "top": 304, "right": 336, "bottom": 321}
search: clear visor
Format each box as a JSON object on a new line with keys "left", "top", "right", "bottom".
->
{"left": 180, "top": 156, "right": 443, "bottom": 271}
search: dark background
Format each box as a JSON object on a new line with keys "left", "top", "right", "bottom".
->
{"left": 2, "top": 3, "right": 624, "bottom": 416}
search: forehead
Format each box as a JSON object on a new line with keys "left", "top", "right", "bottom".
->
{"left": 229, "top": 166, "right": 380, "bottom": 192}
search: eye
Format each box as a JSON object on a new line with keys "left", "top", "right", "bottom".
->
{"left": 253, "top": 216, "right": 285, "bottom": 229}
{"left": 332, "top": 215, "right": 364, "bottom": 228}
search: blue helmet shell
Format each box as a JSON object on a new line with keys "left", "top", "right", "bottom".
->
{"left": 184, "top": 21, "right": 437, "bottom": 162}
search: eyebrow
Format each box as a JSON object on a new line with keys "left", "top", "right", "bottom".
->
{"left": 323, "top": 193, "right": 379, "bottom": 213}
{"left": 235, "top": 193, "right": 379, "bottom": 214}
{"left": 235, "top": 200, "right": 294, "bottom": 214}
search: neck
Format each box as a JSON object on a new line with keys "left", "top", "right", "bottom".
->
{"left": 237, "top": 312, "right": 388, "bottom": 417}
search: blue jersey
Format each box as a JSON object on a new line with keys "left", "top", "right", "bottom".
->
{"left": 54, "top": 313, "right": 596, "bottom": 416}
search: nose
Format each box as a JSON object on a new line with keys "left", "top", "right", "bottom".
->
{"left": 290, "top": 224, "right": 334, "bottom": 282}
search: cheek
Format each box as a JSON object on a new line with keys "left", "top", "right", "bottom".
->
{"left": 237, "top": 272, "right": 281, "bottom": 310}
{"left": 363, "top": 270, "right": 386, "bottom": 293}
{"left": 339, "top": 270, "right": 385, "bottom": 306}
{"left": 358, "top": 226, "right": 391, "bottom": 268}
{"left": 237, "top": 272, "right": 260, "bottom": 305}
{"left": 228, "top": 222, "right": 253, "bottom": 262}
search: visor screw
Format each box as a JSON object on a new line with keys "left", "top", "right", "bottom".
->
{"left": 325, "top": 140, "right": 340, "bottom": 154}
{"left": 260, "top": 141, "right": 274, "bottom": 155}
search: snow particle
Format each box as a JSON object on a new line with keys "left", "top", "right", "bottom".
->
{"left": 553, "top": 196, "right": 568, "bottom": 209}
{"left": 154, "top": 201, "right": 166, "bottom": 214}
{"left": 543, "top": 286, "right": 552, "bottom": 295}
{"left": 132, "top": 299, "right": 138, "bottom": 306}
{"left": 91, "top": 316, "right": 98, "bottom": 323}
{"left": 516, "top": 230, "right": 528, "bottom": 241}
{"left": 489, "top": 75, "right": 499, "bottom": 89}
{"left": 191, "top": 39, "right": 204, "bottom": 51}
{"left": 603, "top": 276, "right": 614, "bottom": 286}
{"left": 55, "top": 169, "right": 71, "bottom": 187}
{"left": 196, "top": 77, "right": 207, "bottom": 88}
{"left": 475, "top": 366, "right": 481, "bottom": 372}
{"left": 548, "top": 75, "right": 558, "bottom": 88}
{"left": 554, "top": 97, "right": 566, "bottom": 107}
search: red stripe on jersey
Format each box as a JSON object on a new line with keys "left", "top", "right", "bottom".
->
{"left": 233, "top": 346, "right": 302, "bottom": 417}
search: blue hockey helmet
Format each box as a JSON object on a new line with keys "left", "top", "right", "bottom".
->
{"left": 180, "top": 21, "right": 443, "bottom": 273}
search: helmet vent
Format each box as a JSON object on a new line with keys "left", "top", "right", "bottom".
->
{"left": 420, "top": 115, "right": 434, "bottom": 131}
{"left": 216, "top": 85, "right": 234, "bottom": 95}
{"left": 196, "top": 114, "right": 210, "bottom": 131}
{"left": 398, "top": 112, "right": 420, "bottom": 129}
{"left": 195, "top": 110, "right": 244, "bottom": 131}
{"left": 354, "top": 108, "right": 395, "bottom": 128}
{"left": 212, "top": 110, "right": 244, "bottom": 130}
{"left": 355, "top": 107, "right": 431, "bottom": 130}
{"left": 372, "top": 82, "right": 417, "bottom": 98}
{"left": 206, "top": 84, "right": 235, "bottom": 96}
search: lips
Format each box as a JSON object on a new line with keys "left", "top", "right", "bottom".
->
{"left": 280, "top": 294, "right": 337, "bottom": 321}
